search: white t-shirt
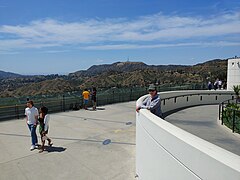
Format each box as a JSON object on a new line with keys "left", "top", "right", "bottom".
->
{"left": 25, "top": 107, "right": 39, "bottom": 125}
{"left": 44, "top": 114, "right": 50, "bottom": 131}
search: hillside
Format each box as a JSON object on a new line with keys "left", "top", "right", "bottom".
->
{"left": 74, "top": 59, "right": 227, "bottom": 88}
{"left": 69, "top": 61, "right": 189, "bottom": 77}
{"left": 0, "top": 70, "right": 22, "bottom": 79}
{"left": 188, "top": 59, "right": 227, "bottom": 80}
{"left": 1, "top": 78, "right": 77, "bottom": 97}
{"left": 0, "top": 59, "right": 228, "bottom": 97}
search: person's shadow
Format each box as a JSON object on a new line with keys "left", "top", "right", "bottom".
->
{"left": 44, "top": 146, "right": 66, "bottom": 153}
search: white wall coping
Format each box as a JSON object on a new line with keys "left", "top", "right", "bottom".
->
{"left": 139, "top": 109, "right": 240, "bottom": 171}
{"left": 136, "top": 90, "right": 240, "bottom": 179}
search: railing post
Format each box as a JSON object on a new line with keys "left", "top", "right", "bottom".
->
{"left": 62, "top": 95, "right": 65, "bottom": 112}
{"left": 222, "top": 109, "right": 225, "bottom": 125}
{"left": 233, "top": 110, "right": 236, "bottom": 133}
{"left": 15, "top": 104, "right": 19, "bottom": 119}
{"left": 118, "top": 93, "right": 121, "bottom": 102}
{"left": 81, "top": 96, "right": 83, "bottom": 109}
{"left": 218, "top": 103, "right": 221, "bottom": 120}
{"left": 130, "top": 88, "right": 133, "bottom": 101}
{"left": 112, "top": 90, "right": 115, "bottom": 103}
{"left": 221, "top": 103, "right": 224, "bottom": 123}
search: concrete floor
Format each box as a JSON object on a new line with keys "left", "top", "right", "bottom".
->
{"left": 166, "top": 105, "right": 240, "bottom": 156}
{"left": 1, "top": 102, "right": 240, "bottom": 180}
{"left": 0, "top": 102, "right": 136, "bottom": 180}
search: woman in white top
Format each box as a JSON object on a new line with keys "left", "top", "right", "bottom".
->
{"left": 38, "top": 106, "right": 53, "bottom": 153}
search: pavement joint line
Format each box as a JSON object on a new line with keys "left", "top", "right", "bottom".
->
{"left": 0, "top": 150, "right": 43, "bottom": 165}
{"left": 0, "top": 132, "right": 135, "bottom": 146}
{"left": 0, "top": 121, "right": 136, "bottom": 147}
{"left": 54, "top": 114, "right": 132, "bottom": 124}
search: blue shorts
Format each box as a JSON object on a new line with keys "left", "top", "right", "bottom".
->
{"left": 84, "top": 99, "right": 89, "bottom": 105}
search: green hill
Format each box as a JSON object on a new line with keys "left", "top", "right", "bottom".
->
{"left": 0, "top": 59, "right": 228, "bottom": 97}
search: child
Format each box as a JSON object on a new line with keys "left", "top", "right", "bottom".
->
{"left": 82, "top": 88, "right": 90, "bottom": 110}
{"left": 38, "top": 106, "right": 53, "bottom": 153}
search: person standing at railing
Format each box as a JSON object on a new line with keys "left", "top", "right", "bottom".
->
{"left": 82, "top": 88, "right": 90, "bottom": 110}
{"left": 25, "top": 100, "right": 39, "bottom": 151}
{"left": 91, "top": 87, "right": 97, "bottom": 111}
{"left": 218, "top": 80, "right": 222, "bottom": 89}
{"left": 208, "top": 81, "right": 212, "bottom": 90}
{"left": 136, "top": 84, "right": 162, "bottom": 118}
{"left": 214, "top": 79, "right": 219, "bottom": 90}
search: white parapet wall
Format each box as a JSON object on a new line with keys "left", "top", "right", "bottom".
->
{"left": 136, "top": 90, "right": 240, "bottom": 180}
{"left": 227, "top": 58, "right": 240, "bottom": 91}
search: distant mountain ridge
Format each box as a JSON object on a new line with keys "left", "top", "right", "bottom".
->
{"left": 69, "top": 61, "right": 189, "bottom": 77}
{"left": 0, "top": 70, "right": 22, "bottom": 78}
{"left": 0, "top": 59, "right": 228, "bottom": 97}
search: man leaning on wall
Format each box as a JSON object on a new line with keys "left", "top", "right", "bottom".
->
{"left": 136, "top": 84, "right": 163, "bottom": 118}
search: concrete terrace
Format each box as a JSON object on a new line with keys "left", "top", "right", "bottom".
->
{"left": 0, "top": 102, "right": 240, "bottom": 180}
{"left": 166, "top": 105, "right": 240, "bottom": 156}
{"left": 0, "top": 102, "right": 136, "bottom": 180}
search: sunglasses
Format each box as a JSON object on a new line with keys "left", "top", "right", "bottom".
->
{"left": 148, "top": 89, "right": 155, "bottom": 92}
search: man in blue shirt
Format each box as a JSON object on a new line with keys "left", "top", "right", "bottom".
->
{"left": 136, "top": 84, "right": 162, "bottom": 118}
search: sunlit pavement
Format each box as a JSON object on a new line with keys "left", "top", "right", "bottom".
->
{"left": 166, "top": 105, "right": 240, "bottom": 156}
{"left": 0, "top": 102, "right": 136, "bottom": 180}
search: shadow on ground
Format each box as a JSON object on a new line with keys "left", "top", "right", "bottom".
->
{"left": 45, "top": 146, "right": 66, "bottom": 153}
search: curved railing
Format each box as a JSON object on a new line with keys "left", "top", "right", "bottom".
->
{"left": 136, "top": 90, "right": 240, "bottom": 180}
{"left": 219, "top": 98, "right": 240, "bottom": 133}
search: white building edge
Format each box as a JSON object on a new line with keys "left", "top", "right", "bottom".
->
{"left": 227, "top": 57, "right": 240, "bottom": 90}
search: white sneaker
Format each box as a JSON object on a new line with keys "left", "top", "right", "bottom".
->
{"left": 30, "top": 145, "right": 35, "bottom": 151}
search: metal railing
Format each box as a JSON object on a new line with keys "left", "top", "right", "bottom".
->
{"left": 0, "top": 89, "right": 148, "bottom": 120}
{"left": 219, "top": 98, "right": 240, "bottom": 133}
{"left": 0, "top": 84, "right": 208, "bottom": 121}
{"left": 160, "top": 92, "right": 234, "bottom": 117}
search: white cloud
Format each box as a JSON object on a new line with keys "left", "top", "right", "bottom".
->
{"left": 83, "top": 41, "right": 240, "bottom": 50}
{"left": 0, "top": 11, "right": 239, "bottom": 51}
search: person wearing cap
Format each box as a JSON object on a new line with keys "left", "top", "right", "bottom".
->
{"left": 136, "top": 84, "right": 162, "bottom": 118}
{"left": 25, "top": 100, "right": 39, "bottom": 151}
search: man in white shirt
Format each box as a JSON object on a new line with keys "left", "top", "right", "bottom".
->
{"left": 136, "top": 84, "right": 162, "bottom": 118}
{"left": 25, "top": 100, "right": 39, "bottom": 151}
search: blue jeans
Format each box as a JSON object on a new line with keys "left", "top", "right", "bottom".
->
{"left": 84, "top": 99, "right": 89, "bottom": 105}
{"left": 27, "top": 124, "right": 38, "bottom": 145}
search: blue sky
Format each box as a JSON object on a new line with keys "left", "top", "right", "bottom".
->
{"left": 0, "top": 0, "right": 239, "bottom": 75}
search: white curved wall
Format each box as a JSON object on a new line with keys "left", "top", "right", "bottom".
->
{"left": 160, "top": 90, "right": 234, "bottom": 114}
{"left": 136, "top": 90, "right": 240, "bottom": 180}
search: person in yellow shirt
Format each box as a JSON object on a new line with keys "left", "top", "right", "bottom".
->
{"left": 82, "top": 89, "right": 90, "bottom": 110}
